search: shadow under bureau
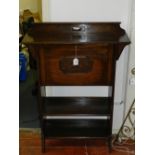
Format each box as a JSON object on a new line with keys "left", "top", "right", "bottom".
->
{"left": 22, "top": 22, "right": 130, "bottom": 153}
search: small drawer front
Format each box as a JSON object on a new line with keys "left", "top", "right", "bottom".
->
{"left": 39, "top": 44, "right": 113, "bottom": 85}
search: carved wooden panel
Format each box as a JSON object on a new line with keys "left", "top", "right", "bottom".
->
{"left": 39, "top": 44, "right": 113, "bottom": 86}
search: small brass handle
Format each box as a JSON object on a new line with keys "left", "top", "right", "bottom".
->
{"left": 72, "top": 26, "right": 82, "bottom": 31}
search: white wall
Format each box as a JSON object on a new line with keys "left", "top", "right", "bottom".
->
{"left": 42, "top": 0, "right": 134, "bottom": 133}
{"left": 43, "top": 0, "right": 131, "bottom": 31}
{"left": 124, "top": 0, "right": 135, "bottom": 115}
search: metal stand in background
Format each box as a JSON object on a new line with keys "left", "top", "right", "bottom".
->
{"left": 115, "top": 67, "right": 135, "bottom": 142}
{"left": 115, "top": 99, "right": 135, "bottom": 142}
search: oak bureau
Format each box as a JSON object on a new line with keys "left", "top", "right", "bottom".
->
{"left": 22, "top": 22, "right": 130, "bottom": 153}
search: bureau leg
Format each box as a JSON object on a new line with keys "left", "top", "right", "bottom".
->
{"left": 108, "top": 136, "right": 112, "bottom": 153}
{"left": 41, "top": 121, "right": 46, "bottom": 153}
{"left": 41, "top": 134, "right": 45, "bottom": 153}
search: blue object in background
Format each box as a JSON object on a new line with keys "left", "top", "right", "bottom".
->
{"left": 19, "top": 53, "right": 27, "bottom": 81}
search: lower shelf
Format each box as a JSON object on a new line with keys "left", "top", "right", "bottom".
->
{"left": 42, "top": 119, "right": 110, "bottom": 138}
{"left": 42, "top": 97, "right": 111, "bottom": 116}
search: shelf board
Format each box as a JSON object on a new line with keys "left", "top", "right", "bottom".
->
{"left": 43, "top": 119, "right": 110, "bottom": 138}
{"left": 41, "top": 97, "right": 112, "bottom": 116}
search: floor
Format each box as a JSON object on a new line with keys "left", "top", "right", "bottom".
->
{"left": 19, "top": 129, "right": 134, "bottom": 155}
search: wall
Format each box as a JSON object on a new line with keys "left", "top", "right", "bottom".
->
{"left": 19, "top": 0, "right": 38, "bottom": 13}
{"left": 19, "top": 0, "right": 42, "bottom": 20}
{"left": 43, "top": 0, "right": 131, "bottom": 31}
{"left": 37, "top": 0, "right": 42, "bottom": 20}
{"left": 41, "top": 0, "right": 134, "bottom": 133}
{"left": 125, "top": 1, "right": 135, "bottom": 115}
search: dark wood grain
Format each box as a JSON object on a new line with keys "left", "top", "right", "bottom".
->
{"left": 22, "top": 22, "right": 130, "bottom": 153}
{"left": 44, "top": 119, "right": 110, "bottom": 138}
{"left": 38, "top": 44, "right": 113, "bottom": 85}
{"left": 42, "top": 97, "right": 111, "bottom": 116}
{"left": 22, "top": 22, "right": 130, "bottom": 60}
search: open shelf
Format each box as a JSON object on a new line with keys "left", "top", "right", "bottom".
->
{"left": 43, "top": 119, "right": 110, "bottom": 138}
{"left": 42, "top": 97, "right": 111, "bottom": 117}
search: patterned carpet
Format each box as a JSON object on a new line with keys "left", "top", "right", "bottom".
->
{"left": 19, "top": 129, "right": 135, "bottom": 155}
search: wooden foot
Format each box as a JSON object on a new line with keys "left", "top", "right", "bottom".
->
{"left": 108, "top": 137, "right": 112, "bottom": 153}
{"left": 41, "top": 135, "right": 45, "bottom": 153}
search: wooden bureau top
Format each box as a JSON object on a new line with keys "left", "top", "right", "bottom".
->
{"left": 22, "top": 22, "right": 130, "bottom": 45}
